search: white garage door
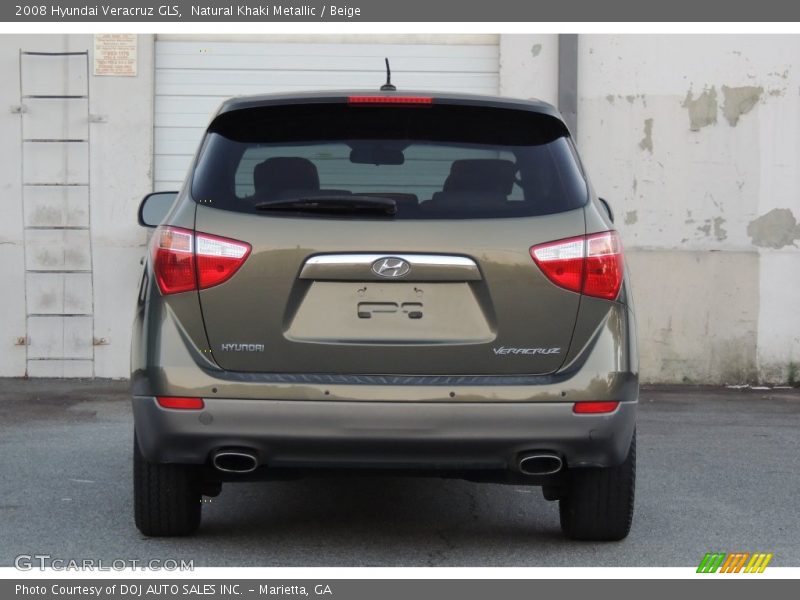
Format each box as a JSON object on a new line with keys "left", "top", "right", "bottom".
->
{"left": 153, "top": 39, "right": 500, "bottom": 191}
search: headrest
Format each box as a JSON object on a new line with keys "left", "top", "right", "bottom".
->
{"left": 253, "top": 157, "right": 320, "bottom": 197}
{"left": 443, "top": 159, "right": 517, "bottom": 196}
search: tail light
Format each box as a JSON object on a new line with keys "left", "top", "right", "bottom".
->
{"left": 530, "top": 231, "right": 624, "bottom": 300}
{"left": 152, "top": 227, "right": 195, "bottom": 295}
{"left": 195, "top": 232, "right": 252, "bottom": 289}
{"left": 573, "top": 401, "right": 620, "bottom": 414}
{"left": 152, "top": 226, "right": 251, "bottom": 296}
{"left": 157, "top": 396, "right": 204, "bottom": 410}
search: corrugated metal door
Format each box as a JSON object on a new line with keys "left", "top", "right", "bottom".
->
{"left": 153, "top": 40, "right": 500, "bottom": 191}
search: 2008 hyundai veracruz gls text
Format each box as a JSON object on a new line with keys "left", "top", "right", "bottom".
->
{"left": 131, "top": 90, "right": 638, "bottom": 541}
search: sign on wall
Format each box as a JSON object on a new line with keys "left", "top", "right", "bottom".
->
{"left": 93, "top": 34, "right": 137, "bottom": 76}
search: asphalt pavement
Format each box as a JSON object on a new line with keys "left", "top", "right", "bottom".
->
{"left": 0, "top": 379, "right": 798, "bottom": 567}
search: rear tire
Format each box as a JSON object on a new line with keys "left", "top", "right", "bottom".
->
{"left": 133, "top": 433, "right": 202, "bottom": 536}
{"left": 558, "top": 432, "right": 636, "bottom": 541}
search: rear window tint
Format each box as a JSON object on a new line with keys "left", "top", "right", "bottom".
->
{"left": 192, "top": 103, "right": 588, "bottom": 219}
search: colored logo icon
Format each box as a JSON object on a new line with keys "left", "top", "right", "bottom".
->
{"left": 697, "top": 552, "right": 773, "bottom": 573}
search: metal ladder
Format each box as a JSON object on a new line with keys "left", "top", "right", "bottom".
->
{"left": 18, "top": 49, "right": 95, "bottom": 377}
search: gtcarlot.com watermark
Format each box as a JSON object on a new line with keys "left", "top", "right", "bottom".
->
{"left": 15, "top": 554, "right": 194, "bottom": 571}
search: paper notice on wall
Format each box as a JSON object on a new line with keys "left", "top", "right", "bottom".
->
{"left": 93, "top": 34, "right": 138, "bottom": 77}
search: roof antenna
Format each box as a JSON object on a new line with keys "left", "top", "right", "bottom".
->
{"left": 380, "top": 58, "right": 396, "bottom": 91}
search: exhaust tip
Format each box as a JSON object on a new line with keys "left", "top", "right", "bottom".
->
{"left": 518, "top": 453, "right": 563, "bottom": 476}
{"left": 212, "top": 450, "right": 258, "bottom": 474}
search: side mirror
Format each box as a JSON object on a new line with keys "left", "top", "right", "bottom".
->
{"left": 138, "top": 191, "right": 178, "bottom": 227}
{"left": 598, "top": 197, "right": 614, "bottom": 223}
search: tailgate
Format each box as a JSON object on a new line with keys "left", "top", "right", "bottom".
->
{"left": 196, "top": 205, "right": 585, "bottom": 375}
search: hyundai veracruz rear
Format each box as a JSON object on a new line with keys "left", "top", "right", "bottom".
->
{"left": 132, "top": 90, "right": 638, "bottom": 540}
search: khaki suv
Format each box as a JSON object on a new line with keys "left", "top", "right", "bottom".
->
{"left": 132, "top": 90, "right": 638, "bottom": 540}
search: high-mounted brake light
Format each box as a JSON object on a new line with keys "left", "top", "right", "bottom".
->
{"left": 573, "top": 401, "right": 620, "bottom": 414}
{"left": 157, "top": 396, "right": 205, "bottom": 410}
{"left": 152, "top": 226, "right": 251, "bottom": 296}
{"left": 530, "top": 231, "right": 624, "bottom": 300}
{"left": 347, "top": 96, "right": 433, "bottom": 105}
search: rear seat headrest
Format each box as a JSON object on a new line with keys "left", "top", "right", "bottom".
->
{"left": 443, "top": 159, "right": 517, "bottom": 196}
{"left": 253, "top": 157, "right": 320, "bottom": 197}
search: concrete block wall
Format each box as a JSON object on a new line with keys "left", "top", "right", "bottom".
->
{"left": 578, "top": 35, "right": 800, "bottom": 383}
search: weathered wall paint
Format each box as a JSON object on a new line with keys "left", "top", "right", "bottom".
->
{"left": 721, "top": 85, "right": 763, "bottom": 126}
{"left": 499, "top": 34, "right": 558, "bottom": 106}
{"left": 747, "top": 208, "right": 800, "bottom": 249}
{"left": 626, "top": 250, "right": 760, "bottom": 384}
{"left": 682, "top": 86, "right": 718, "bottom": 131}
{"left": 578, "top": 34, "right": 800, "bottom": 384}
{"left": 638, "top": 118, "right": 654, "bottom": 152}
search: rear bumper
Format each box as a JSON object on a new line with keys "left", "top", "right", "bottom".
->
{"left": 133, "top": 396, "right": 637, "bottom": 471}
{"left": 132, "top": 296, "right": 638, "bottom": 473}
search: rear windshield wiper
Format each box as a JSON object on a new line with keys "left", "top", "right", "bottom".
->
{"left": 254, "top": 195, "right": 397, "bottom": 216}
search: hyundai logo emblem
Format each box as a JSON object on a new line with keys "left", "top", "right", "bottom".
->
{"left": 371, "top": 257, "right": 411, "bottom": 278}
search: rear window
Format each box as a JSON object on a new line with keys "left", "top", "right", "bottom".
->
{"left": 192, "top": 102, "right": 588, "bottom": 219}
